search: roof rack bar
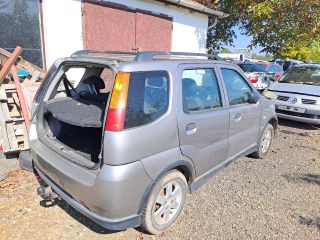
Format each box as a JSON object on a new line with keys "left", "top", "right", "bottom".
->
{"left": 71, "top": 50, "right": 223, "bottom": 61}
{"left": 134, "top": 51, "right": 223, "bottom": 61}
{"left": 71, "top": 50, "right": 137, "bottom": 57}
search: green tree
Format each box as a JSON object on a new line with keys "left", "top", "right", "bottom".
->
{"left": 205, "top": 0, "right": 320, "bottom": 60}
{"left": 280, "top": 40, "right": 320, "bottom": 62}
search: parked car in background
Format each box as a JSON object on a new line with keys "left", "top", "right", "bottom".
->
{"left": 238, "top": 62, "right": 283, "bottom": 90}
{"left": 30, "top": 51, "right": 277, "bottom": 235}
{"left": 271, "top": 59, "right": 285, "bottom": 68}
{"left": 263, "top": 64, "right": 320, "bottom": 125}
{"left": 282, "top": 59, "right": 304, "bottom": 71}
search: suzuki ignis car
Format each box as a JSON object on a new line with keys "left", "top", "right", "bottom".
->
{"left": 30, "top": 51, "right": 277, "bottom": 234}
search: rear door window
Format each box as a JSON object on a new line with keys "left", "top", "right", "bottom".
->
{"left": 124, "top": 71, "right": 169, "bottom": 129}
{"left": 182, "top": 69, "right": 222, "bottom": 112}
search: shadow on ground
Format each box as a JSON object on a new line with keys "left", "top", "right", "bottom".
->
{"left": 39, "top": 198, "right": 123, "bottom": 235}
{"left": 283, "top": 173, "right": 320, "bottom": 186}
{"left": 299, "top": 216, "right": 320, "bottom": 231}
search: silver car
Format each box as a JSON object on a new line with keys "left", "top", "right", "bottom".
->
{"left": 30, "top": 51, "right": 277, "bottom": 234}
{"left": 263, "top": 64, "right": 320, "bottom": 125}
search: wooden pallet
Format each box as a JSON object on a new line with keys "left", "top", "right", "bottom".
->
{"left": 0, "top": 86, "right": 29, "bottom": 154}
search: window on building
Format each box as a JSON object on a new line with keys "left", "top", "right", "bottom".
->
{"left": 0, "top": 0, "right": 43, "bottom": 67}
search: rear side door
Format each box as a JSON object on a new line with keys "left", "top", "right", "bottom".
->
{"left": 177, "top": 64, "right": 229, "bottom": 177}
{"left": 217, "top": 66, "right": 261, "bottom": 159}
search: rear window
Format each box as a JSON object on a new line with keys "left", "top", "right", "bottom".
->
{"left": 124, "top": 71, "right": 169, "bottom": 129}
{"left": 238, "top": 63, "right": 267, "bottom": 73}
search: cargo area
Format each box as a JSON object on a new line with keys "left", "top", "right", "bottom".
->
{"left": 37, "top": 64, "right": 114, "bottom": 166}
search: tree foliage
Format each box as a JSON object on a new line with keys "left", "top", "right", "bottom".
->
{"left": 206, "top": 0, "right": 320, "bottom": 60}
{"left": 280, "top": 40, "right": 320, "bottom": 62}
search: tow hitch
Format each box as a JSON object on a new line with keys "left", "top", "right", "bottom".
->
{"left": 37, "top": 186, "right": 58, "bottom": 201}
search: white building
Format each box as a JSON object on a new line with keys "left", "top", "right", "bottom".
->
{"left": 0, "top": 0, "right": 227, "bottom": 69}
{"left": 41, "top": 0, "right": 227, "bottom": 69}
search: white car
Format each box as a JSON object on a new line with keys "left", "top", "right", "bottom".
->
{"left": 263, "top": 64, "right": 320, "bottom": 125}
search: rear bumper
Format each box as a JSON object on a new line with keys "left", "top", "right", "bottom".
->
{"left": 30, "top": 132, "right": 153, "bottom": 231}
{"left": 35, "top": 165, "right": 141, "bottom": 230}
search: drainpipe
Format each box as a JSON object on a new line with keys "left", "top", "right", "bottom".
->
{"left": 208, "top": 17, "right": 218, "bottom": 30}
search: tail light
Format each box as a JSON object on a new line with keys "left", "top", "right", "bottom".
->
{"left": 275, "top": 73, "right": 282, "bottom": 80}
{"left": 105, "top": 72, "right": 130, "bottom": 131}
{"left": 248, "top": 77, "right": 259, "bottom": 83}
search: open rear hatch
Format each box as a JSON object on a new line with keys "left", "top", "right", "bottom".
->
{"left": 35, "top": 61, "right": 115, "bottom": 169}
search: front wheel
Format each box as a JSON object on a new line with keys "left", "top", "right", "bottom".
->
{"left": 140, "top": 170, "right": 187, "bottom": 235}
{"left": 251, "top": 123, "right": 274, "bottom": 158}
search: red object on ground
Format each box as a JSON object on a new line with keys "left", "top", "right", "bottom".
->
{"left": 11, "top": 65, "right": 31, "bottom": 130}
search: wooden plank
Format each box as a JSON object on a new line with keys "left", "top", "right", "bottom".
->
{"left": 12, "top": 93, "right": 21, "bottom": 108}
{"left": 0, "top": 46, "right": 23, "bottom": 85}
{"left": 0, "top": 88, "right": 8, "bottom": 102}
{"left": 22, "top": 124, "right": 29, "bottom": 149}
{"left": 11, "top": 66, "right": 31, "bottom": 130}
{"left": 6, "top": 122, "right": 19, "bottom": 150}
{"left": 5, "top": 117, "right": 24, "bottom": 123}
{"left": 1, "top": 83, "right": 16, "bottom": 90}
{"left": 0, "top": 108, "right": 10, "bottom": 151}
{"left": 1, "top": 102, "right": 11, "bottom": 121}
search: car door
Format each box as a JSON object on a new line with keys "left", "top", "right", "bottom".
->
{"left": 218, "top": 66, "right": 261, "bottom": 159}
{"left": 177, "top": 64, "right": 230, "bottom": 177}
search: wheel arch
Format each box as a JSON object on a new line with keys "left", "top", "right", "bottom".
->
{"left": 138, "top": 159, "right": 195, "bottom": 215}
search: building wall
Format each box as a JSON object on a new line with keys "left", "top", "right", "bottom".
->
{"left": 42, "top": 0, "right": 83, "bottom": 68}
{"left": 42, "top": 0, "right": 208, "bottom": 69}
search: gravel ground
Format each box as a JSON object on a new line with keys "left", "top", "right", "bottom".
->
{"left": 0, "top": 119, "right": 319, "bottom": 240}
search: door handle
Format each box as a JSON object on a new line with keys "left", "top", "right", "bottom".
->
{"left": 186, "top": 123, "right": 197, "bottom": 135}
{"left": 233, "top": 112, "right": 242, "bottom": 122}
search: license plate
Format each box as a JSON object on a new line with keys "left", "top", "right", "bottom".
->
{"left": 278, "top": 105, "right": 306, "bottom": 113}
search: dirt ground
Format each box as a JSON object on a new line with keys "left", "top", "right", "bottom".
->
{"left": 0, "top": 119, "right": 319, "bottom": 240}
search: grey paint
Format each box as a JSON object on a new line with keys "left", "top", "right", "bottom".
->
{"left": 30, "top": 56, "right": 277, "bottom": 230}
{"left": 31, "top": 137, "right": 152, "bottom": 219}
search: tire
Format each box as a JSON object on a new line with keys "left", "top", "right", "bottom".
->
{"left": 18, "top": 150, "right": 33, "bottom": 172}
{"left": 140, "top": 170, "right": 187, "bottom": 235}
{"left": 251, "top": 123, "right": 274, "bottom": 158}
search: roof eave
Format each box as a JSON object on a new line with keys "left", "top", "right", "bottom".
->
{"left": 154, "top": 0, "right": 229, "bottom": 18}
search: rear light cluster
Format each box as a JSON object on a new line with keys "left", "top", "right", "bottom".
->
{"left": 105, "top": 72, "right": 130, "bottom": 131}
{"left": 248, "top": 77, "right": 259, "bottom": 83}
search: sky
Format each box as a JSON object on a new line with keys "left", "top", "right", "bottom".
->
{"left": 226, "top": 26, "right": 264, "bottom": 55}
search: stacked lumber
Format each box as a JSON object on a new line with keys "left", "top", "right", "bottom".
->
{"left": 0, "top": 46, "right": 47, "bottom": 155}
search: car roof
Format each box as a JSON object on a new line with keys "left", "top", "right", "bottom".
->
{"left": 291, "top": 63, "right": 320, "bottom": 68}
{"left": 116, "top": 59, "right": 236, "bottom": 72}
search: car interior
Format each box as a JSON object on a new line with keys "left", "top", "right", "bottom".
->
{"left": 41, "top": 65, "right": 114, "bottom": 164}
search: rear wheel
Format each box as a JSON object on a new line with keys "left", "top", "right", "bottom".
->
{"left": 141, "top": 170, "right": 187, "bottom": 235}
{"left": 251, "top": 123, "right": 274, "bottom": 158}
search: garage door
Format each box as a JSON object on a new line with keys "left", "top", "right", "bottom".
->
{"left": 82, "top": 1, "right": 172, "bottom": 52}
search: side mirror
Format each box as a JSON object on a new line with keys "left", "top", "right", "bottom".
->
{"left": 249, "top": 91, "right": 260, "bottom": 103}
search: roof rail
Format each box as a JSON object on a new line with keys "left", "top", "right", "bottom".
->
{"left": 134, "top": 51, "right": 223, "bottom": 61}
{"left": 71, "top": 50, "right": 137, "bottom": 57}
{"left": 71, "top": 50, "right": 223, "bottom": 61}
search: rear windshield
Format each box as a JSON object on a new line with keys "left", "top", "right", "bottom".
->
{"left": 238, "top": 63, "right": 267, "bottom": 72}
{"left": 124, "top": 71, "right": 169, "bottom": 129}
{"left": 279, "top": 66, "right": 320, "bottom": 85}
